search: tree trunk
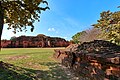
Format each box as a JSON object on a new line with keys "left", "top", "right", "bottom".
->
{"left": 0, "top": 1, "right": 4, "bottom": 51}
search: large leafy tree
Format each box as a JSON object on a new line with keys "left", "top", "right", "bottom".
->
{"left": 92, "top": 10, "right": 120, "bottom": 43}
{"left": 0, "top": 0, "right": 49, "bottom": 48}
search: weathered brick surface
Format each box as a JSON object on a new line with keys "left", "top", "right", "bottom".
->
{"left": 1, "top": 34, "right": 70, "bottom": 48}
{"left": 54, "top": 40, "right": 120, "bottom": 80}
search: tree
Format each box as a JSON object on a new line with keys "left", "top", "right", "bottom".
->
{"left": 72, "top": 31, "right": 86, "bottom": 44}
{"left": 0, "top": 0, "right": 49, "bottom": 49}
{"left": 72, "top": 28, "right": 106, "bottom": 44}
{"left": 92, "top": 10, "right": 120, "bottom": 44}
{"left": 79, "top": 28, "right": 106, "bottom": 43}
{"left": 10, "top": 36, "right": 17, "bottom": 41}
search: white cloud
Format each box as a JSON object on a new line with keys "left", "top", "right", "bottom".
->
{"left": 64, "top": 18, "right": 80, "bottom": 28}
{"left": 48, "top": 28, "right": 55, "bottom": 32}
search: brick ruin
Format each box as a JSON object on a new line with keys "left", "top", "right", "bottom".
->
{"left": 1, "top": 34, "right": 70, "bottom": 48}
{"left": 54, "top": 40, "right": 120, "bottom": 80}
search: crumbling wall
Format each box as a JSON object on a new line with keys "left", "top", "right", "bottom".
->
{"left": 54, "top": 40, "right": 120, "bottom": 80}
{"left": 1, "top": 34, "right": 70, "bottom": 48}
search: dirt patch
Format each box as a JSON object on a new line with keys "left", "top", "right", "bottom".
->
{"left": 6, "top": 55, "right": 30, "bottom": 60}
{"left": 26, "top": 62, "right": 42, "bottom": 69}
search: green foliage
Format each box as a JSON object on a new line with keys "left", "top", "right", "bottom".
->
{"left": 72, "top": 31, "right": 86, "bottom": 44}
{"left": 10, "top": 36, "right": 16, "bottom": 41}
{"left": 1, "top": 0, "right": 49, "bottom": 33}
{"left": 93, "top": 10, "right": 120, "bottom": 43}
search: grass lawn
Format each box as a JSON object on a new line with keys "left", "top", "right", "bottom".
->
{"left": 0, "top": 48, "right": 70, "bottom": 80}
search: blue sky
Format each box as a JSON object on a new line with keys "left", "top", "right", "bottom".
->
{"left": 2, "top": 0, "right": 120, "bottom": 40}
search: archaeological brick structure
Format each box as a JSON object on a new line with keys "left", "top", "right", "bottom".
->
{"left": 54, "top": 40, "right": 120, "bottom": 80}
{"left": 1, "top": 34, "right": 70, "bottom": 48}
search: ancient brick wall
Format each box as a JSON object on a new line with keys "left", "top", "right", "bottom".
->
{"left": 1, "top": 34, "right": 70, "bottom": 48}
{"left": 1, "top": 40, "right": 11, "bottom": 48}
{"left": 54, "top": 40, "right": 120, "bottom": 80}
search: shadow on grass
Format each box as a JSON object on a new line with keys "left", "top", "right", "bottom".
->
{"left": 0, "top": 61, "right": 70, "bottom": 80}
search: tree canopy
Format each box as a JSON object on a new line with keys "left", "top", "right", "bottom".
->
{"left": 1, "top": 0, "right": 49, "bottom": 33}
{"left": 0, "top": 0, "right": 49, "bottom": 48}
{"left": 72, "top": 28, "right": 106, "bottom": 44}
{"left": 79, "top": 28, "right": 107, "bottom": 43}
{"left": 92, "top": 10, "right": 120, "bottom": 43}
{"left": 72, "top": 31, "right": 86, "bottom": 44}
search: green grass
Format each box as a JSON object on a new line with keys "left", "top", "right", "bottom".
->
{"left": 1, "top": 48, "right": 57, "bottom": 69}
{"left": 0, "top": 48, "right": 70, "bottom": 80}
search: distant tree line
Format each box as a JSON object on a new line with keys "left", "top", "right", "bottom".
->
{"left": 72, "top": 28, "right": 107, "bottom": 44}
